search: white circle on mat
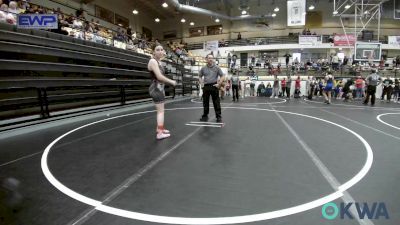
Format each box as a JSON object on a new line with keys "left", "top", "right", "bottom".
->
{"left": 41, "top": 107, "right": 373, "bottom": 225}
{"left": 376, "top": 113, "right": 400, "bottom": 130}
{"left": 191, "top": 98, "right": 287, "bottom": 105}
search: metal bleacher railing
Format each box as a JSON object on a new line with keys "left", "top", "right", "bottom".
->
{"left": 186, "top": 36, "right": 299, "bottom": 50}
{"left": 186, "top": 34, "right": 389, "bottom": 51}
{"left": 0, "top": 21, "right": 197, "bottom": 128}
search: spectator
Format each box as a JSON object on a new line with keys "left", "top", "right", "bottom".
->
{"left": 8, "top": 1, "right": 18, "bottom": 14}
{"left": 250, "top": 80, "right": 255, "bottom": 96}
{"left": 381, "top": 76, "right": 393, "bottom": 102}
{"left": 246, "top": 66, "right": 255, "bottom": 77}
{"left": 281, "top": 78, "right": 286, "bottom": 97}
{"left": 295, "top": 76, "right": 301, "bottom": 90}
{"left": 0, "top": 10, "right": 6, "bottom": 22}
{"left": 271, "top": 76, "right": 279, "bottom": 98}
{"left": 284, "top": 53, "right": 291, "bottom": 67}
{"left": 237, "top": 32, "right": 241, "bottom": 40}
{"left": 257, "top": 82, "right": 265, "bottom": 96}
{"left": 250, "top": 55, "right": 255, "bottom": 66}
{"left": 343, "top": 56, "right": 349, "bottom": 66}
{"left": 393, "top": 78, "right": 399, "bottom": 102}
{"left": 5, "top": 12, "right": 15, "bottom": 24}
{"left": 17, "top": 0, "right": 28, "bottom": 13}
{"left": 355, "top": 76, "right": 364, "bottom": 100}
{"left": 1, "top": 4, "right": 8, "bottom": 12}
{"left": 331, "top": 54, "right": 339, "bottom": 71}
{"left": 286, "top": 75, "right": 292, "bottom": 98}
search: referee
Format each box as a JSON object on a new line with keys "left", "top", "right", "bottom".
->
{"left": 199, "top": 54, "right": 224, "bottom": 123}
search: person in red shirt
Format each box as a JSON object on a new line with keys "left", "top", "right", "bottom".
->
{"left": 281, "top": 78, "right": 287, "bottom": 97}
{"left": 295, "top": 76, "right": 301, "bottom": 89}
{"left": 294, "top": 76, "right": 301, "bottom": 98}
{"left": 355, "top": 76, "right": 364, "bottom": 100}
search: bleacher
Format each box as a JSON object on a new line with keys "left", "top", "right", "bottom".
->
{"left": 0, "top": 22, "right": 198, "bottom": 127}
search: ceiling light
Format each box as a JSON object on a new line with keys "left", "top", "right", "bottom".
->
{"left": 162, "top": 2, "right": 168, "bottom": 8}
{"left": 190, "top": 22, "right": 194, "bottom": 26}
{"left": 333, "top": 11, "right": 338, "bottom": 15}
{"left": 272, "top": 13, "right": 276, "bottom": 17}
{"left": 364, "top": 10, "right": 369, "bottom": 14}
{"left": 308, "top": 5, "right": 315, "bottom": 10}
{"left": 345, "top": 4, "right": 351, "bottom": 9}
{"left": 132, "top": 9, "right": 138, "bottom": 15}
{"left": 215, "top": 18, "right": 220, "bottom": 22}
{"left": 181, "top": 18, "right": 186, "bottom": 23}
{"left": 274, "top": 7, "right": 279, "bottom": 12}
{"left": 155, "top": 18, "right": 160, "bottom": 22}
{"left": 241, "top": 10, "right": 247, "bottom": 15}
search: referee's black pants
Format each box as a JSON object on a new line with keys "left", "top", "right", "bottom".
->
{"left": 202, "top": 84, "right": 222, "bottom": 119}
{"left": 364, "top": 85, "right": 377, "bottom": 105}
{"left": 232, "top": 84, "right": 239, "bottom": 101}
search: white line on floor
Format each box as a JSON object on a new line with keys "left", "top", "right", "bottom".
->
{"left": 188, "top": 121, "right": 224, "bottom": 125}
{"left": 0, "top": 116, "right": 153, "bottom": 168}
{"left": 376, "top": 113, "right": 400, "bottom": 130}
{"left": 271, "top": 105, "right": 375, "bottom": 225}
{"left": 67, "top": 105, "right": 232, "bottom": 225}
{"left": 320, "top": 108, "right": 400, "bottom": 141}
{"left": 185, "top": 124, "right": 222, "bottom": 127}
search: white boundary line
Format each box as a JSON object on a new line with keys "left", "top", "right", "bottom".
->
{"left": 185, "top": 124, "right": 222, "bottom": 128}
{"left": 376, "top": 113, "right": 400, "bottom": 130}
{"left": 270, "top": 106, "right": 374, "bottom": 225}
{"left": 191, "top": 98, "right": 287, "bottom": 105}
{"left": 188, "top": 121, "right": 224, "bottom": 125}
{"left": 41, "top": 106, "right": 373, "bottom": 225}
{"left": 303, "top": 98, "right": 400, "bottom": 111}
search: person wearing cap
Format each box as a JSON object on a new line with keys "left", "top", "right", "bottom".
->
{"left": 199, "top": 54, "right": 224, "bottom": 123}
{"left": 363, "top": 69, "right": 381, "bottom": 106}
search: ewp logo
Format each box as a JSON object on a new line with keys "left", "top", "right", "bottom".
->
{"left": 17, "top": 14, "right": 58, "bottom": 29}
{"left": 322, "top": 202, "right": 389, "bottom": 220}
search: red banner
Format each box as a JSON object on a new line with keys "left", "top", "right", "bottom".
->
{"left": 333, "top": 34, "right": 356, "bottom": 46}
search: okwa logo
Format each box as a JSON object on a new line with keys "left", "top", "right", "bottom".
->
{"left": 322, "top": 202, "right": 389, "bottom": 220}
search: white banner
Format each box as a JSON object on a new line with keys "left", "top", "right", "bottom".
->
{"left": 287, "top": 0, "right": 306, "bottom": 26}
{"left": 299, "top": 35, "right": 322, "bottom": 46}
{"left": 388, "top": 36, "right": 400, "bottom": 45}
{"left": 204, "top": 40, "right": 219, "bottom": 51}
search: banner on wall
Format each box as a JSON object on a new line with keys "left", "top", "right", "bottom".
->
{"left": 388, "top": 36, "right": 400, "bottom": 45}
{"left": 299, "top": 35, "right": 322, "bottom": 46}
{"left": 287, "top": 0, "right": 306, "bottom": 26}
{"left": 204, "top": 40, "right": 219, "bottom": 51}
{"left": 333, "top": 34, "right": 356, "bottom": 46}
{"left": 17, "top": 14, "right": 58, "bottom": 29}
